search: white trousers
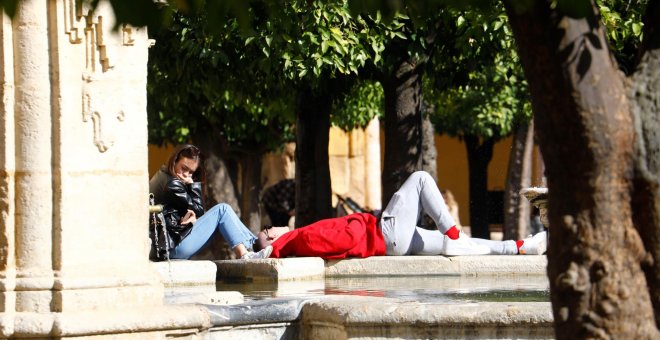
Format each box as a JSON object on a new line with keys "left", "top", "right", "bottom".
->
{"left": 380, "top": 171, "right": 518, "bottom": 255}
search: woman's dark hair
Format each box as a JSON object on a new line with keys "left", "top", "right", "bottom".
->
{"left": 253, "top": 226, "right": 275, "bottom": 252}
{"left": 253, "top": 236, "right": 265, "bottom": 252}
{"left": 166, "top": 144, "right": 206, "bottom": 183}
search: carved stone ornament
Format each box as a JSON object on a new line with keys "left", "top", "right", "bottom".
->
{"left": 63, "top": 0, "right": 83, "bottom": 44}
{"left": 82, "top": 74, "right": 126, "bottom": 153}
{"left": 122, "top": 24, "right": 135, "bottom": 46}
{"left": 83, "top": 13, "right": 111, "bottom": 72}
{"left": 64, "top": 0, "right": 136, "bottom": 152}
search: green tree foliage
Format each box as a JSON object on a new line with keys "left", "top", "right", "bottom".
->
{"left": 415, "top": 3, "right": 530, "bottom": 238}
{"left": 598, "top": 0, "right": 647, "bottom": 74}
{"left": 230, "top": 0, "right": 401, "bottom": 86}
{"left": 147, "top": 0, "right": 399, "bottom": 147}
{"left": 331, "top": 80, "right": 384, "bottom": 130}
{"left": 426, "top": 5, "right": 531, "bottom": 140}
{"left": 148, "top": 12, "right": 296, "bottom": 151}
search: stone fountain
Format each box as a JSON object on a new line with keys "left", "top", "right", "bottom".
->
{"left": 520, "top": 187, "right": 549, "bottom": 227}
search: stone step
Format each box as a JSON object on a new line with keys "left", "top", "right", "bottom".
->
{"left": 165, "top": 291, "right": 244, "bottom": 306}
{"left": 214, "top": 257, "right": 326, "bottom": 282}
{"left": 326, "top": 255, "right": 548, "bottom": 277}
{"left": 214, "top": 255, "right": 547, "bottom": 282}
{"left": 152, "top": 260, "right": 217, "bottom": 287}
{"left": 152, "top": 261, "right": 246, "bottom": 307}
{"left": 301, "top": 297, "right": 553, "bottom": 339}
{"left": 152, "top": 256, "right": 547, "bottom": 286}
{"left": 203, "top": 297, "right": 553, "bottom": 339}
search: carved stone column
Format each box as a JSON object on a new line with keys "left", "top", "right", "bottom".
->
{"left": 12, "top": 0, "right": 55, "bottom": 315}
{"left": 0, "top": 0, "right": 209, "bottom": 337}
{"left": 0, "top": 11, "right": 16, "bottom": 316}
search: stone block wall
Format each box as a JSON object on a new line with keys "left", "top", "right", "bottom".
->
{"left": 328, "top": 118, "right": 381, "bottom": 212}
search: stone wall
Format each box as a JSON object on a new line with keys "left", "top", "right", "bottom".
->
{"left": 328, "top": 118, "right": 382, "bottom": 212}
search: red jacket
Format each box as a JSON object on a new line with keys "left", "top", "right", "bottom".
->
{"left": 270, "top": 213, "right": 386, "bottom": 259}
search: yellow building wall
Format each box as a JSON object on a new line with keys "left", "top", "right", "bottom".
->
{"left": 436, "top": 135, "right": 514, "bottom": 226}
{"left": 435, "top": 135, "right": 469, "bottom": 226}
{"left": 148, "top": 144, "right": 175, "bottom": 178}
{"left": 488, "top": 137, "right": 514, "bottom": 192}
{"left": 328, "top": 127, "right": 351, "bottom": 205}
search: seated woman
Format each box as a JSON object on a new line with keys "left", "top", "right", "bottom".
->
{"left": 150, "top": 144, "right": 272, "bottom": 260}
{"left": 255, "top": 171, "right": 546, "bottom": 258}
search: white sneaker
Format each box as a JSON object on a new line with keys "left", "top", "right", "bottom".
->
{"left": 442, "top": 232, "right": 491, "bottom": 256}
{"left": 519, "top": 231, "right": 547, "bottom": 255}
{"left": 241, "top": 245, "right": 273, "bottom": 260}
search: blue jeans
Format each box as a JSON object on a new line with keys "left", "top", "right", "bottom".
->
{"left": 170, "top": 203, "right": 257, "bottom": 259}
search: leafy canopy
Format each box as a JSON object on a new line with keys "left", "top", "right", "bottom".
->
{"left": 148, "top": 0, "right": 403, "bottom": 147}
{"left": 147, "top": 11, "right": 296, "bottom": 149}
{"left": 426, "top": 3, "right": 531, "bottom": 140}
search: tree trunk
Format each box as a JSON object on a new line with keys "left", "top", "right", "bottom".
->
{"left": 381, "top": 57, "right": 424, "bottom": 207}
{"left": 193, "top": 132, "right": 241, "bottom": 213}
{"left": 503, "top": 121, "right": 533, "bottom": 240}
{"left": 192, "top": 132, "right": 239, "bottom": 260}
{"left": 629, "top": 0, "right": 660, "bottom": 326}
{"left": 238, "top": 151, "right": 263, "bottom": 234}
{"left": 504, "top": 1, "right": 657, "bottom": 337}
{"left": 418, "top": 113, "right": 439, "bottom": 229}
{"left": 421, "top": 113, "right": 438, "bottom": 182}
{"left": 295, "top": 86, "right": 332, "bottom": 228}
{"left": 465, "top": 134, "right": 494, "bottom": 239}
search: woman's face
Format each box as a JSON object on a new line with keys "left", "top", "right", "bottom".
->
{"left": 265, "top": 226, "right": 291, "bottom": 242}
{"left": 173, "top": 156, "right": 199, "bottom": 183}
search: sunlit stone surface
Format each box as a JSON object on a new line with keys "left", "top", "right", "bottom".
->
{"left": 211, "top": 255, "right": 547, "bottom": 282}
{"left": 159, "top": 257, "right": 552, "bottom": 338}
{"left": 0, "top": 1, "right": 208, "bottom": 337}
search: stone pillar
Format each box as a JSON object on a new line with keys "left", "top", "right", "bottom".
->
{"left": 0, "top": 10, "right": 15, "bottom": 316}
{"left": 0, "top": 0, "right": 209, "bottom": 337}
{"left": 364, "top": 117, "right": 381, "bottom": 211}
{"left": 12, "top": 0, "right": 54, "bottom": 314}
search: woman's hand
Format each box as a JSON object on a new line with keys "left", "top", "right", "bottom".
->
{"left": 265, "top": 226, "right": 290, "bottom": 241}
{"left": 180, "top": 209, "right": 197, "bottom": 225}
{"left": 177, "top": 174, "right": 194, "bottom": 184}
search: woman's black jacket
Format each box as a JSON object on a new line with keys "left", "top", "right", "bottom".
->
{"left": 149, "top": 167, "right": 205, "bottom": 248}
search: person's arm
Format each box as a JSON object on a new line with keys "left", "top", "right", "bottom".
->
{"left": 165, "top": 178, "right": 198, "bottom": 213}
{"left": 187, "top": 182, "right": 205, "bottom": 217}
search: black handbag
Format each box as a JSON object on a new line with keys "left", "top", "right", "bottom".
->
{"left": 149, "top": 194, "right": 171, "bottom": 261}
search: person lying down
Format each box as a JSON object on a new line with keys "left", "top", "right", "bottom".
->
{"left": 254, "top": 171, "right": 546, "bottom": 259}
